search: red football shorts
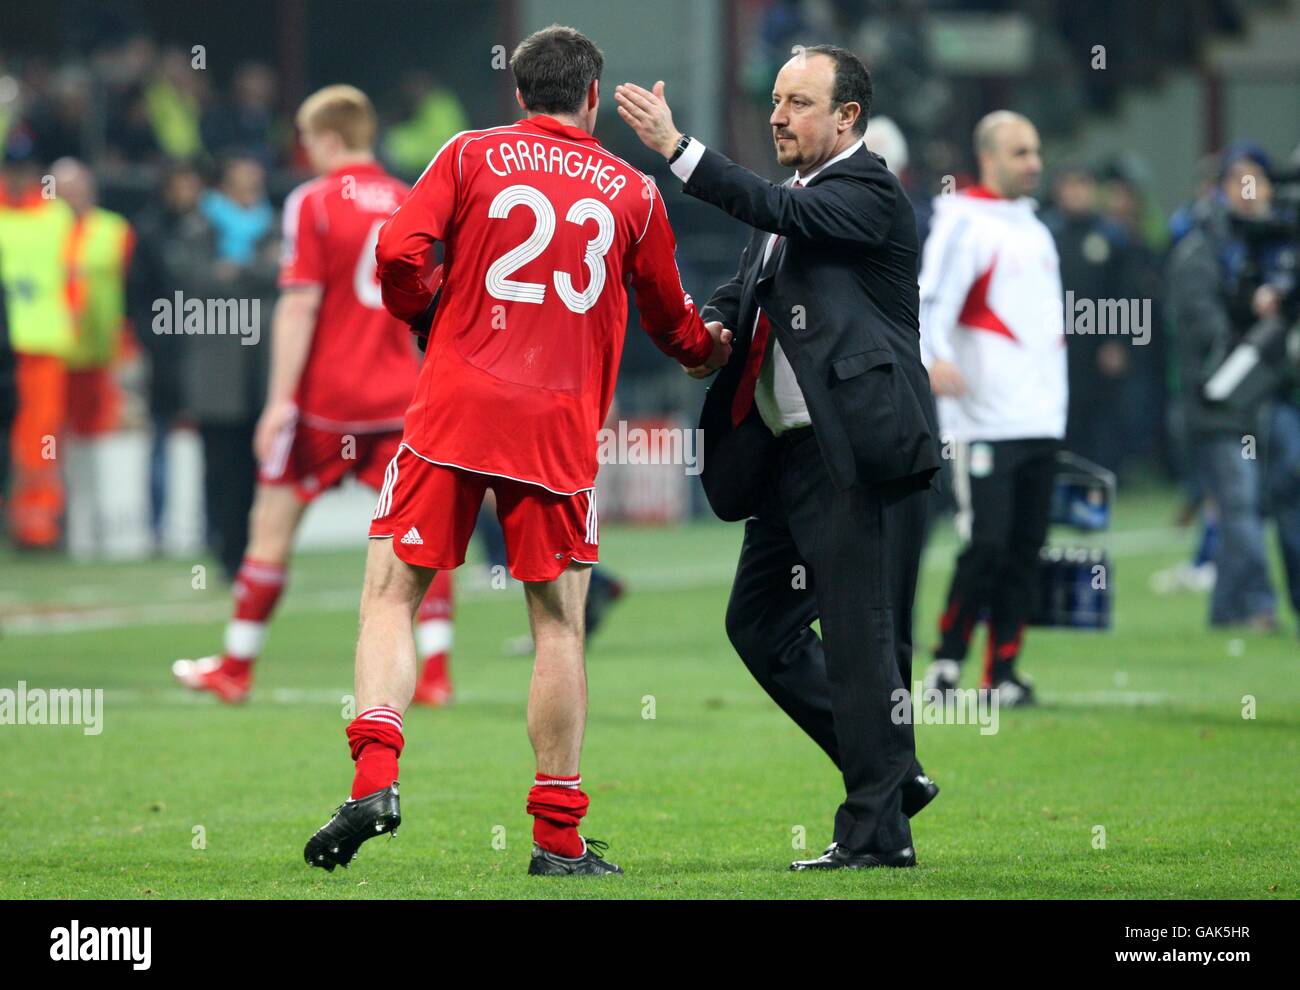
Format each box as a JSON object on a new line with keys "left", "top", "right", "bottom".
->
{"left": 259, "top": 419, "right": 401, "bottom": 502}
{"left": 368, "top": 443, "right": 599, "bottom": 582}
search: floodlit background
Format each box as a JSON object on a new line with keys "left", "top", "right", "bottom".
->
{"left": 2, "top": 0, "right": 1298, "bottom": 557}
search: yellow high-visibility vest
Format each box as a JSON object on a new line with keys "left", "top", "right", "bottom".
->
{"left": 0, "top": 195, "right": 76, "bottom": 358}
{"left": 65, "top": 208, "right": 133, "bottom": 370}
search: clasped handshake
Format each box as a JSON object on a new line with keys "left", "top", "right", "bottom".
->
{"left": 615, "top": 79, "right": 734, "bottom": 379}
{"left": 692, "top": 321, "right": 734, "bottom": 379}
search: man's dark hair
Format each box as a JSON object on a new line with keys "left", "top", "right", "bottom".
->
{"left": 510, "top": 24, "right": 605, "bottom": 116}
{"left": 801, "top": 44, "right": 872, "bottom": 135}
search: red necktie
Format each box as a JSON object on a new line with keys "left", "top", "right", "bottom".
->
{"left": 730, "top": 180, "right": 802, "bottom": 427}
{"left": 731, "top": 308, "right": 773, "bottom": 427}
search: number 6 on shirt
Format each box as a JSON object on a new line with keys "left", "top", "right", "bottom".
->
{"left": 353, "top": 218, "right": 386, "bottom": 310}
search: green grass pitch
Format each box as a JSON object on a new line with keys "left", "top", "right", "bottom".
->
{"left": 1, "top": 488, "right": 1296, "bottom": 899}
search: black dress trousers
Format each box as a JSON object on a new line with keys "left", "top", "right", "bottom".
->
{"left": 725, "top": 426, "right": 929, "bottom": 853}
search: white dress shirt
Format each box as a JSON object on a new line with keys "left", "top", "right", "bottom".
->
{"left": 671, "top": 138, "right": 865, "bottom": 434}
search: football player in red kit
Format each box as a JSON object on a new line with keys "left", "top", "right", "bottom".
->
{"left": 173, "top": 85, "right": 455, "bottom": 708}
{"left": 303, "top": 26, "right": 732, "bottom": 877}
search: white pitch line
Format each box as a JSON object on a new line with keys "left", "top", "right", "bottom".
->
{"left": 84, "top": 687, "right": 1175, "bottom": 710}
{"left": 1, "top": 526, "right": 1192, "bottom": 638}
{"left": 100, "top": 687, "right": 353, "bottom": 705}
{"left": 1045, "top": 690, "right": 1170, "bottom": 706}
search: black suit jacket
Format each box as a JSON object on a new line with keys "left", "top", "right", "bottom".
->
{"left": 689, "top": 143, "right": 941, "bottom": 520}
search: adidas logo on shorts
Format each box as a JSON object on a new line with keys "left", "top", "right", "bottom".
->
{"left": 400, "top": 527, "right": 424, "bottom": 546}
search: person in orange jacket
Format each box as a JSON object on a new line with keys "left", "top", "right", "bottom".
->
{"left": 0, "top": 139, "right": 75, "bottom": 549}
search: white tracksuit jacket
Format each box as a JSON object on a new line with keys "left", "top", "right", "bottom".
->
{"left": 918, "top": 186, "right": 1068, "bottom": 443}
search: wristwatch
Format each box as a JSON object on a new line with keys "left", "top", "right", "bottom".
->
{"left": 668, "top": 134, "right": 693, "bottom": 164}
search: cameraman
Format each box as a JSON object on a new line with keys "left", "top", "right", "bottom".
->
{"left": 1167, "top": 144, "right": 1289, "bottom": 631}
{"left": 1262, "top": 280, "right": 1300, "bottom": 632}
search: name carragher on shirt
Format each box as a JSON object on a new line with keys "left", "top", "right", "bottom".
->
{"left": 485, "top": 141, "right": 628, "bottom": 201}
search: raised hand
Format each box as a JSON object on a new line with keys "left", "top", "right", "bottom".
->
{"left": 614, "top": 81, "right": 683, "bottom": 159}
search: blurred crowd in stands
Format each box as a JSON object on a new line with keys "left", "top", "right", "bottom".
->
{"left": 0, "top": 31, "right": 471, "bottom": 569}
{"left": 0, "top": 37, "right": 470, "bottom": 184}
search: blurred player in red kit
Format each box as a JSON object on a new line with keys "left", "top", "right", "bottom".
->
{"left": 173, "top": 86, "right": 455, "bottom": 708}
{"left": 303, "top": 26, "right": 732, "bottom": 877}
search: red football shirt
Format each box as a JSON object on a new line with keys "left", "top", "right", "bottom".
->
{"left": 375, "top": 115, "right": 713, "bottom": 494}
{"left": 279, "top": 161, "right": 419, "bottom": 433}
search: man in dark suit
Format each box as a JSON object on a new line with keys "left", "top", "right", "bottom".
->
{"left": 616, "top": 45, "right": 942, "bottom": 870}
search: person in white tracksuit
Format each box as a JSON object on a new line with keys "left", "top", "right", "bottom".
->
{"left": 918, "top": 111, "right": 1067, "bottom": 706}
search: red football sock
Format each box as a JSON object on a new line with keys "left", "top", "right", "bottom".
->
{"left": 415, "top": 571, "right": 454, "bottom": 673}
{"left": 346, "top": 706, "right": 405, "bottom": 799}
{"left": 984, "top": 625, "right": 1025, "bottom": 687}
{"left": 419, "top": 652, "right": 449, "bottom": 684}
{"left": 417, "top": 570, "right": 454, "bottom": 623}
{"left": 527, "top": 773, "right": 588, "bottom": 858}
{"left": 220, "top": 557, "right": 286, "bottom": 675}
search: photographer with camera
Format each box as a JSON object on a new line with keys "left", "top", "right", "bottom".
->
{"left": 1168, "top": 142, "right": 1298, "bottom": 632}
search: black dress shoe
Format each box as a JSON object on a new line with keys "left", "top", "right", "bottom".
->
{"left": 790, "top": 843, "right": 917, "bottom": 871}
{"left": 901, "top": 773, "right": 940, "bottom": 817}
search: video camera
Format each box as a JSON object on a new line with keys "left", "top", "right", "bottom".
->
{"left": 1204, "top": 167, "right": 1300, "bottom": 412}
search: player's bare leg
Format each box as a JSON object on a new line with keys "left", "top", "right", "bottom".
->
{"left": 523, "top": 563, "right": 621, "bottom": 876}
{"left": 244, "top": 482, "right": 310, "bottom": 562}
{"left": 527, "top": 563, "right": 590, "bottom": 774}
{"left": 354, "top": 537, "right": 435, "bottom": 713}
{"left": 172, "top": 483, "right": 308, "bottom": 702}
{"left": 305, "top": 537, "right": 433, "bottom": 871}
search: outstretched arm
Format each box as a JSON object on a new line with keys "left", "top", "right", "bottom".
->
{"left": 628, "top": 177, "right": 732, "bottom": 373}
{"left": 615, "top": 81, "right": 894, "bottom": 246}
